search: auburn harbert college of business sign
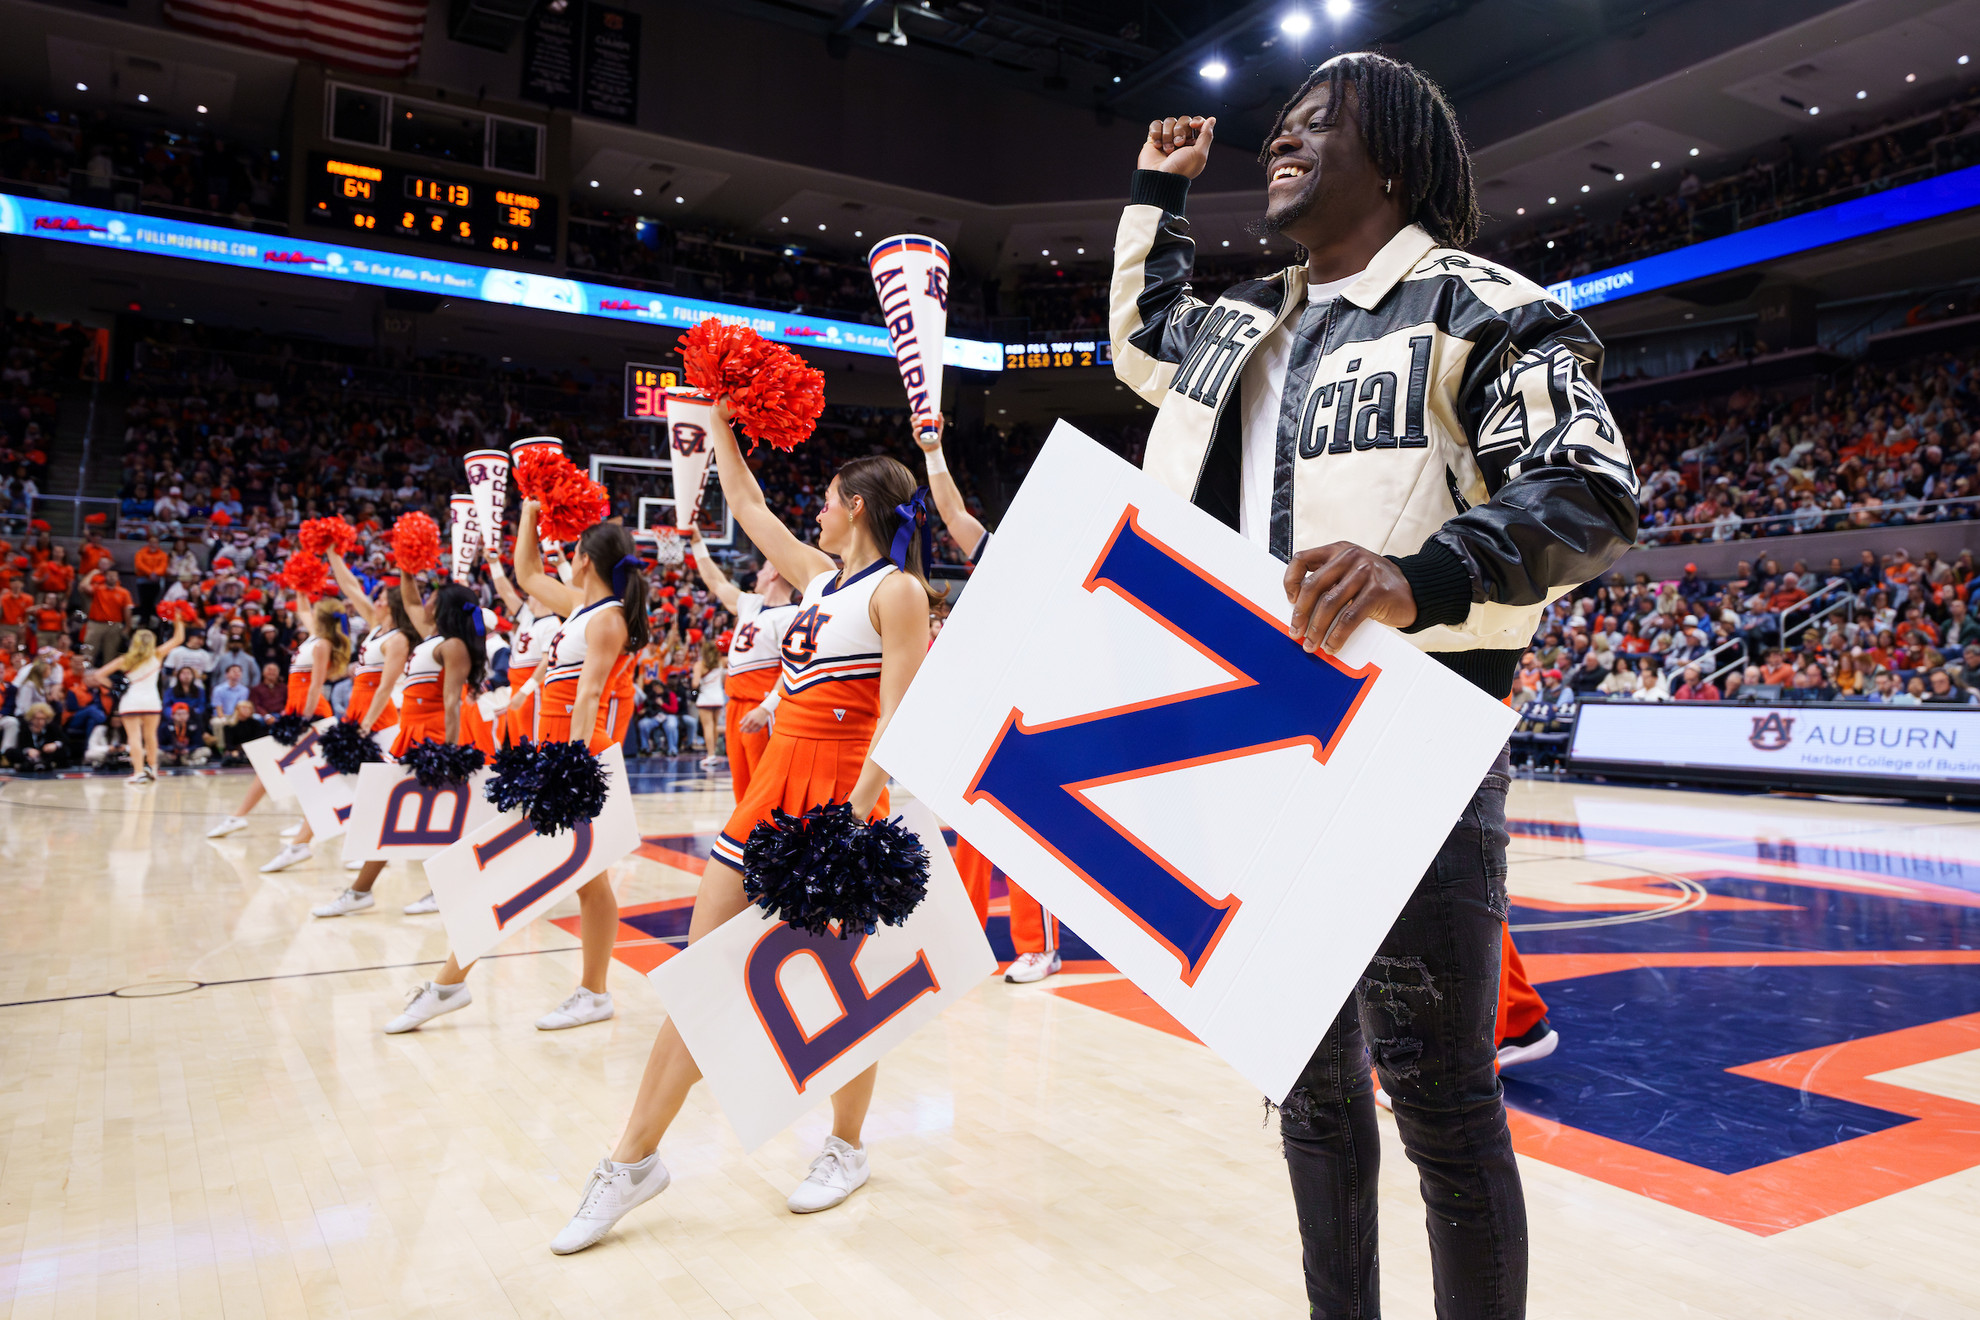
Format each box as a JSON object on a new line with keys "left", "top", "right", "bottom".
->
{"left": 1570, "top": 702, "right": 1980, "bottom": 789}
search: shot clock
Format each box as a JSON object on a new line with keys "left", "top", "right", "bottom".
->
{"left": 305, "top": 152, "right": 559, "bottom": 261}
{"left": 624, "top": 363, "right": 681, "bottom": 420}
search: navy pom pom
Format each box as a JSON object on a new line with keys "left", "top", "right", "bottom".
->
{"left": 319, "top": 720, "right": 385, "bottom": 776}
{"left": 741, "top": 803, "right": 930, "bottom": 938}
{"left": 398, "top": 739, "right": 486, "bottom": 789}
{"left": 268, "top": 713, "right": 311, "bottom": 746}
{"left": 486, "top": 739, "right": 608, "bottom": 836}
{"left": 485, "top": 738, "right": 542, "bottom": 814}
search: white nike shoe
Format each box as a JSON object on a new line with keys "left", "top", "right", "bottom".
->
{"left": 786, "top": 1135, "right": 869, "bottom": 1213}
{"left": 311, "top": 887, "right": 375, "bottom": 918}
{"left": 259, "top": 842, "right": 313, "bottom": 873}
{"left": 206, "top": 816, "right": 248, "bottom": 838}
{"left": 280, "top": 823, "right": 303, "bottom": 839}
{"left": 1004, "top": 950, "right": 1062, "bottom": 983}
{"left": 550, "top": 1154, "right": 670, "bottom": 1255}
{"left": 384, "top": 980, "right": 471, "bottom": 1034}
{"left": 402, "top": 892, "right": 439, "bottom": 915}
{"left": 536, "top": 987, "right": 613, "bottom": 1031}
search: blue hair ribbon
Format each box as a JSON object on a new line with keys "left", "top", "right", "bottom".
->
{"left": 889, "top": 487, "right": 933, "bottom": 572}
{"left": 611, "top": 554, "right": 644, "bottom": 598}
{"left": 461, "top": 599, "right": 485, "bottom": 637}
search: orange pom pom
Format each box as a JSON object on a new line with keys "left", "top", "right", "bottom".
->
{"left": 677, "top": 318, "right": 825, "bottom": 453}
{"left": 278, "top": 554, "right": 330, "bottom": 598}
{"left": 514, "top": 448, "right": 611, "bottom": 542}
{"left": 298, "top": 517, "right": 360, "bottom": 558}
{"left": 392, "top": 512, "right": 441, "bottom": 575}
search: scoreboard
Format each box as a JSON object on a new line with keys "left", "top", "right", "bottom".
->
{"left": 305, "top": 152, "right": 558, "bottom": 261}
{"left": 1003, "top": 337, "right": 1113, "bottom": 370}
{"left": 624, "top": 362, "right": 682, "bottom": 420}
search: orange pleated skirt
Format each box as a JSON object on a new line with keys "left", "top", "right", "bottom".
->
{"left": 284, "top": 670, "right": 333, "bottom": 719}
{"left": 503, "top": 664, "right": 538, "bottom": 745}
{"left": 389, "top": 687, "right": 495, "bottom": 758}
{"left": 344, "top": 673, "right": 398, "bottom": 731}
{"left": 708, "top": 733, "right": 887, "bottom": 873}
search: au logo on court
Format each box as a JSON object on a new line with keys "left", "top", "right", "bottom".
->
{"left": 1749, "top": 712, "right": 1795, "bottom": 751}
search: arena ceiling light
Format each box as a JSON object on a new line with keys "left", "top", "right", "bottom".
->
{"left": 1199, "top": 59, "right": 1228, "bottom": 80}
{"left": 1324, "top": 0, "right": 1352, "bottom": 16}
{"left": 1280, "top": 11, "right": 1312, "bottom": 36}
{"left": 75, "top": 81, "right": 86, "bottom": 91}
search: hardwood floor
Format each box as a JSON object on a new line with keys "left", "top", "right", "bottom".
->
{"left": 3, "top": 769, "right": 1978, "bottom": 1318}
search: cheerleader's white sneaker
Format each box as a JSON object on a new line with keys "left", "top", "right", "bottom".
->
{"left": 786, "top": 1135, "right": 868, "bottom": 1213}
{"left": 311, "top": 888, "right": 375, "bottom": 918}
{"left": 206, "top": 816, "right": 248, "bottom": 838}
{"left": 1004, "top": 951, "right": 1061, "bottom": 983}
{"left": 260, "top": 842, "right": 312, "bottom": 873}
{"left": 550, "top": 1154, "right": 670, "bottom": 1255}
{"left": 280, "top": 823, "right": 303, "bottom": 839}
{"left": 402, "top": 892, "right": 439, "bottom": 915}
{"left": 385, "top": 980, "right": 471, "bottom": 1034}
{"left": 536, "top": 988, "right": 613, "bottom": 1030}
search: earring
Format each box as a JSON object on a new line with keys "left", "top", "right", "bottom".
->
{"left": 1385, "top": 177, "right": 1393, "bottom": 195}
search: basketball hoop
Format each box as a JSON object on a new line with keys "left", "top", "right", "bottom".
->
{"left": 652, "top": 527, "right": 684, "bottom": 566}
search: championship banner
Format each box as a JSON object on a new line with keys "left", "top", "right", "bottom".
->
{"left": 281, "top": 726, "right": 398, "bottom": 840}
{"left": 449, "top": 493, "right": 479, "bottom": 580}
{"left": 867, "top": 234, "right": 949, "bottom": 443}
{"left": 661, "top": 386, "right": 715, "bottom": 531}
{"left": 645, "top": 797, "right": 996, "bottom": 1150}
{"left": 422, "top": 744, "right": 640, "bottom": 965}
{"left": 345, "top": 764, "right": 503, "bottom": 862}
{"left": 242, "top": 717, "right": 338, "bottom": 804}
{"left": 464, "top": 448, "right": 511, "bottom": 554}
{"left": 873, "top": 424, "right": 1518, "bottom": 1102}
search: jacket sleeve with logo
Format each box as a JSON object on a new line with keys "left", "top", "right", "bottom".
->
{"left": 1110, "top": 169, "right": 1638, "bottom": 640}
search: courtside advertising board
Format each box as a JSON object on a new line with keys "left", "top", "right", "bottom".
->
{"left": 875, "top": 423, "right": 1517, "bottom": 1101}
{"left": 646, "top": 798, "right": 996, "bottom": 1150}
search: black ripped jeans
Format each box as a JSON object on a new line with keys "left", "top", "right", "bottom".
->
{"left": 1280, "top": 752, "right": 1524, "bottom": 1319}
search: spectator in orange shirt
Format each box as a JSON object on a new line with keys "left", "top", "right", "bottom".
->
{"left": 1767, "top": 572, "right": 1808, "bottom": 614}
{"left": 32, "top": 594, "right": 67, "bottom": 649}
{"left": 82, "top": 567, "right": 133, "bottom": 662}
{"left": 1883, "top": 548, "right": 1922, "bottom": 604}
{"left": 77, "top": 528, "right": 112, "bottom": 577}
{"left": 1759, "top": 650, "right": 1797, "bottom": 687}
{"left": 132, "top": 531, "right": 169, "bottom": 619}
{"left": 0, "top": 581, "right": 29, "bottom": 629}
{"left": 33, "top": 545, "right": 73, "bottom": 599}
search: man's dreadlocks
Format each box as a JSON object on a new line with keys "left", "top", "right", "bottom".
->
{"left": 1259, "top": 53, "right": 1479, "bottom": 250}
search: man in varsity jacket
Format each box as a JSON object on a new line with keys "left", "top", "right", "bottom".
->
{"left": 1110, "top": 54, "right": 1638, "bottom": 1319}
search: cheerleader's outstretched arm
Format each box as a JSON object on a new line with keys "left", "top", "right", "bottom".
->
{"left": 706, "top": 404, "right": 834, "bottom": 587}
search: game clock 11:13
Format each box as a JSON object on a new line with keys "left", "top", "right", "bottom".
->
{"left": 305, "top": 152, "right": 559, "bottom": 261}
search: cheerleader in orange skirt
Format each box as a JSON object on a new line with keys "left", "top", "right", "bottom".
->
{"left": 551, "top": 407, "right": 932, "bottom": 1256}
{"left": 384, "top": 507, "right": 641, "bottom": 1037}
{"left": 309, "top": 550, "right": 418, "bottom": 916}
{"left": 689, "top": 527, "right": 799, "bottom": 800}
{"left": 483, "top": 539, "right": 563, "bottom": 746}
{"left": 207, "top": 596, "right": 350, "bottom": 875}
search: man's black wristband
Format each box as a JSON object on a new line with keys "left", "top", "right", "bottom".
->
{"left": 1129, "top": 169, "right": 1191, "bottom": 214}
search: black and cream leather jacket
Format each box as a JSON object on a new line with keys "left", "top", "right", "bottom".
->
{"left": 1109, "top": 169, "right": 1639, "bottom": 696}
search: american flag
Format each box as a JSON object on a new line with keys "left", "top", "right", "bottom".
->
{"left": 162, "top": 0, "right": 426, "bottom": 74}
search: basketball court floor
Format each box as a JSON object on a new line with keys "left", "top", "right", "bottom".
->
{"left": 3, "top": 766, "right": 1978, "bottom": 1318}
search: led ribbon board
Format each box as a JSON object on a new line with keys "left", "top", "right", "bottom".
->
{"left": 1545, "top": 162, "right": 1980, "bottom": 312}
{"left": 0, "top": 193, "right": 1004, "bottom": 371}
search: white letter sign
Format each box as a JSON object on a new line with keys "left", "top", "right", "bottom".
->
{"left": 645, "top": 797, "right": 996, "bottom": 1150}
{"left": 873, "top": 424, "right": 1517, "bottom": 1101}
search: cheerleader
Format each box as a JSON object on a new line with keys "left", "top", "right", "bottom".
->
{"left": 383, "top": 505, "right": 638, "bottom": 1036}
{"left": 86, "top": 617, "right": 187, "bottom": 785}
{"left": 550, "top": 407, "right": 931, "bottom": 1255}
{"left": 207, "top": 598, "right": 350, "bottom": 876}
{"left": 915, "top": 417, "right": 1061, "bottom": 983}
{"left": 309, "top": 551, "right": 417, "bottom": 916}
{"left": 483, "top": 540, "right": 564, "bottom": 746}
{"left": 691, "top": 639, "right": 726, "bottom": 767}
{"left": 690, "top": 532, "right": 798, "bottom": 799}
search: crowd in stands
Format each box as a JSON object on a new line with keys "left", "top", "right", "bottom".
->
{"left": 0, "top": 311, "right": 89, "bottom": 521}
{"left": 0, "top": 100, "right": 284, "bottom": 226}
{"left": 1626, "top": 347, "right": 1980, "bottom": 543}
{"left": 1483, "top": 84, "right": 1980, "bottom": 288}
{"left": 1512, "top": 545, "right": 1980, "bottom": 741}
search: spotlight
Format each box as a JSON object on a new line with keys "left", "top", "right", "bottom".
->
{"left": 1324, "top": 0, "right": 1351, "bottom": 16}
{"left": 1041, "top": 249, "right": 1049, "bottom": 255}
{"left": 1076, "top": 246, "right": 1085, "bottom": 254}
{"left": 781, "top": 216, "right": 790, "bottom": 223}
{"left": 1809, "top": 106, "right": 1820, "bottom": 115}
{"left": 854, "top": 230, "right": 863, "bottom": 236}
{"left": 1547, "top": 196, "right": 1557, "bottom": 204}
{"left": 1962, "top": 56, "right": 1971, "bottom": 65}
{"left": 818, "top": 223, "right": 826, "bottom": 230}
{"left": 1651, "top": 160, "right": 1661, "bottom": 169}
{"left": 1614, "top": 172, "right": 1624, "bottom": 180}
{"left": 1689, "top": 147, "right": 1699, "bottom": 156}
{"left": 1906, "top": 73, "right": 1916, "bottom": 82}
{"left": 632, "top": 188, "right": 642, "bottom": 196}
{"left": 1221, "top": 239, "right": 1231, "bottom": 246}
{"left": 1580, "top": 184, "right": 1590, "bottom": 193}
{"left": 196, "top": 104, "right": 208, "bottom": 114}
{"left": 75, "top": 82, "right": 87, "bottom": 91}
{"left": 674, "top": 196, "right": 685, "bottom": 203}
{"left": 1280, "top": 12, "right": 1312, "bottom": 36}
{"left": 1857, "top": 90, "right": 1867, "bottom": 99}
{"left": 589, "top": 180, "right": 599, "bottom": 187}
{"left": 1546, "top": 240, "right": 1555, "bottom": 249}
{"left": 137, "top": 94, "right": 149, "bottom": 103}
{"left": 1199, "top": 60, "right": 1227, "bottom": 80}
{"left": 1516, "top": 207, "right": 1525, "bottom": 215}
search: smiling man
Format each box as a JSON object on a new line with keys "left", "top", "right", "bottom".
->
{"left": 1110, "top": 53, "right": 1640, "bottom": 1320}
